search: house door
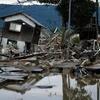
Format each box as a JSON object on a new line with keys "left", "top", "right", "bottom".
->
{"left": 25, "top": 42, "right": 31, "bottom": 53}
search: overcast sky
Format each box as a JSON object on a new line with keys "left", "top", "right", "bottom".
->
{"left": 0, "top": 0, "right": 99, "bottom": 4}
{"left": 0, "top": 0, "right": 17, "bottom": 4}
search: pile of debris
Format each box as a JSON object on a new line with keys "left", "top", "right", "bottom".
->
{"left": 0, "top": 28, "right": 100, "bottom": 74}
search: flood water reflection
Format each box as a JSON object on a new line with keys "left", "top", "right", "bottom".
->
{"left": 0, "top": 68, "right": 99, "bottom": 100}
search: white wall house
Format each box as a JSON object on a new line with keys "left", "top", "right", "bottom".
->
{"left": 1, "top": 38, "right": 25, "bottom": 52}
{"left": 0, "top": 12, "right": 45, "bottom": 54}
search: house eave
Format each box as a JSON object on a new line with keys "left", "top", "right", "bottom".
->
{"left": 0, "top": 12, "right": 45, "bottom": 28}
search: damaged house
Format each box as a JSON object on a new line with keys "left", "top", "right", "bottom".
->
{"left": 0, "top": 12, "right": 49, "bottom": 53}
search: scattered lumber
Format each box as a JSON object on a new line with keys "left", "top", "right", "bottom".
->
{"left": 0, "top": 53, "right": 9, "bottom": 57}
{"left": 11, "top": 52, "right": 47, "bottom": 60}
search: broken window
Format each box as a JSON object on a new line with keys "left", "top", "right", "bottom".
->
{"left": 7, "top": 39, "right": 17, "bottom": 49}
{"left": 9, "top": 23, "right": 22, "bottom": 32}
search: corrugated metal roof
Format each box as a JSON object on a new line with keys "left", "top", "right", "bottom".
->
{"left": 0, "top": 5, "right": 62, "bottom": 30}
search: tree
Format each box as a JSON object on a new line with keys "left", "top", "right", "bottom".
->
{"left": 57, "top": 0, "right": 96, "bottom": 29}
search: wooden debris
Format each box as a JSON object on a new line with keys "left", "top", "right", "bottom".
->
{"left": 11, "top": 52, "right": 47, "bottom": 60}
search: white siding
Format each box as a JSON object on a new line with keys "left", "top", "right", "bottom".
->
{"left": 1, "top": 38, "right": 25, "bottom": 52}
{"left": 5, "top": 15, "right": 36, "bottom": 28}
{"left": 17, "top": 41, "right": 25, "bottom": 52}
{"left": 1, "top": 38, "right": 7, "bottom": 48}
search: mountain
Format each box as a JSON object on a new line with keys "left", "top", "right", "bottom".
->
{"left": 0, "top": 4, "right": 62, "bottom": 30}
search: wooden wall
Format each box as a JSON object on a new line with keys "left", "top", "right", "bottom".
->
{"left": 2, "top": 21, "right": 41, "bottom": 44}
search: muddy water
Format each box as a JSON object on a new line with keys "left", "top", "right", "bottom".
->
{"left": 0, "top": 70, "right": 99, "bottom": 100}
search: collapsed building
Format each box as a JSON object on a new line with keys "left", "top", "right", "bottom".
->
{"left": 0, "top": 12, "right": 49, "bottom": 55}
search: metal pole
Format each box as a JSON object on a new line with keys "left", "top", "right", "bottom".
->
{"left": 97, "top": 80, "right": 100, "bottom": 100}
{"left": 96, "top": 0, "right": 99, "bottom": 25}
{"left": 68, "top": 0, "right": 72, "bottom": 29}
{"left": 96, "top": 0, "right": 99, "bottom": 38}
{"left": 62, "top": 0, "right": 72, "bottom": 60}
{"left": 66, "top": 0, "right": 72, "bottom": 60}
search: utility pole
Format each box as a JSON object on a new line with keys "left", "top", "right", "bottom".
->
{"left": 66, "top": 0, "right": 72, "bottom": 60}
{"left": 96, "top": 0, "right": 99, "bottom": 38}
{"left": 68, "top": 0, "right": 72, "bottom": 29}
{"left": 97, "top": 80, "right": 100, "bottom": 100}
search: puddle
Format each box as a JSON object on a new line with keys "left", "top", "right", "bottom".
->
{"left": 0, "top": 69, "right": 99, "bottom": 100}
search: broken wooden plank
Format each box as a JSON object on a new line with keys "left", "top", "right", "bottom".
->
{"left": 11, "top": 52, "right": 47, "bottom": 60}
{"left": 31, "top": 67, "right": 44, "bottom": 73}
{"left": 0, "top": 72, "right": 28, "bottom": 81}
{"left": 0, "top": 67, "right": 24, "bottom": 72}
{"left": 0, "top": 53, "right": 9, "bottom": 57}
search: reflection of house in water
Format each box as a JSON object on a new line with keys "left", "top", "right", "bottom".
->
{"left": 0, "top": 12, "right": 49, "bottom": 53}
